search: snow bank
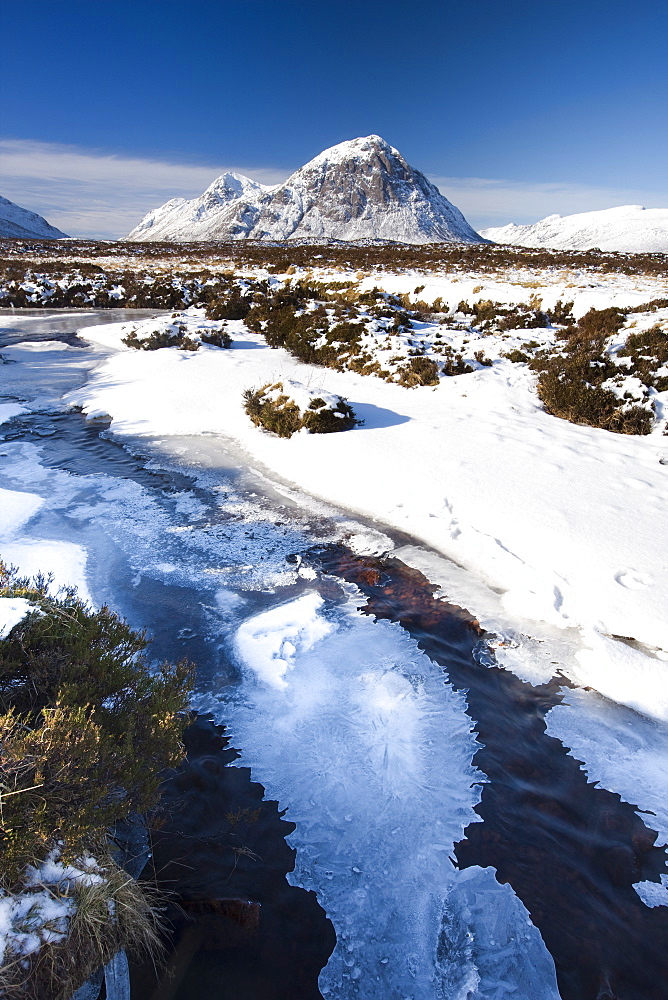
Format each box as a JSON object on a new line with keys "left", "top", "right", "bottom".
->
{"left": 0, "top": 402, "right": 26, "bottom": 426}
{"left": 0, "top": 485, "right": 44, "bottom": 536}
{"left": 573, "top": 631, "right": 668, "bottom": 722}
{"left": 0, "top": 482, "right": 90, "bottom": 601}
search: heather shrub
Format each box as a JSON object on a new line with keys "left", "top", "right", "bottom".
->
{"left": 617, "top": 325, "right": 668, "bottom": 391}
{"left": 243, "top": 382, "right": 360, "bottom": 437}
{"left": 0, "top": 563, "right": 193, "bottom": 885}
{"left": 243, "top": 385, "right": 303, "bottom": 438}
{"left": 205, "top": 290, "right": 252, "bottom": 321}
{"left": 301, "top": 396, "right": 360, "bottom": 433}
{"left": 532, "top": 307, "right": 654, "bottom": 435}
{"left": 122, "top": 326, "right": 200, "bottom": 351}
{"left": 547, "top": 299, "right": 575, "bottom": 326}
{"left": 396, "top": 356, "right": 440, "bottom": 387}
{"left": 474, "top": 350, "right": 493, "bottom": 367}
{"left": 200, "top": 328, "right": 232, "bottom": 348}
{"left": 441, "top": 346, "right": 474, "bottom": 376}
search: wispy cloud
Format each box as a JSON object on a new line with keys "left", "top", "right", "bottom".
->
{"left": 1, "top": 138, "right": 666, "bottom": 240}
{"left": 0, "top": 139, "right": 288, "bottom": 238}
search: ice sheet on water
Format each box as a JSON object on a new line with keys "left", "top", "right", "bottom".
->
{"left": 437, "top": 866, "right": 561, "bottom": 999}
{"left": 633, "top": 874, "right": 668, "bottom": 908}
{"left": 222, "top": 590, "right": 561, "bottom": 999}
{"left": 545, "top": 686, "right": 668, "bottom": 847}
{"left": 0, "top": 437, "right": 314, "bottom": 604}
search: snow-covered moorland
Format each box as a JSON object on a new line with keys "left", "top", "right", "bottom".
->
{"left": 60, "top": 248, "right": 668, "bottom": 726}
{"left": 481, "top": 205, "right": 668, "bottom": 254}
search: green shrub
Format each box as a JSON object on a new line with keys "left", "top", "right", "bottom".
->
{"left": 474, "top": 350, "right": 493, "bottom": 367}
{"left": 547, "top": 299, "right": 575, "bottom": 326}
{"left": 536, "top": 362, "right": 652, "bottom": 433}
{"left": 0, "top": 564, "right": 193, "bottom": 886}
{"left": 441, "top": 347, "right": 474, "bottom": 377}
{"left": 243, "top": 385, "right": 303, "bottom": 438}
{"left": 528, "top": 305, "right": 658, "bottom": 435}
{"left": 302, "top": 396, "right": 360, "bottom": 433}
{"left": 122, "top": 327, "right": 200, "bottom": 351}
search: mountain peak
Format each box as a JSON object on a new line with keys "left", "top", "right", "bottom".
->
{"left": 125, "top": 136, "right": 484, "bottom": 245}
{"left": 308, "top": 134, "right": 395, "bottom": 163}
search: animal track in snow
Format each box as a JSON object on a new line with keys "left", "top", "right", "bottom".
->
{"left": 615, "top": 569, "right": 653, "bottom": 590}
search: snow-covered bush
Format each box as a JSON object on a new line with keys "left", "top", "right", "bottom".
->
{"left": 121, "top": 307, "right": 232, "bottom": 352}
{"left": 205, "top": 288, "right": 252, "bottom": 321}
{"left": 533, "top": 307, "right": 655, "bottom": 434}
{"left": 617, "top": 325, "right": 668, "bottom": 392}
{"left": 243, "top": 380, "right": 361, "bottom": 438}
{"left": 396, "top": 356, "right": 440, "bottom": 386}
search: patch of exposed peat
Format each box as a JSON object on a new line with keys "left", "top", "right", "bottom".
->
{"left": 315, "top": 545, "right": 668, "bottom": 1000}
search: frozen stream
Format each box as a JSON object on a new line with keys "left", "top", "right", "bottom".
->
{"left": 1, "top": 311, "right": 667, "bottom": 1000}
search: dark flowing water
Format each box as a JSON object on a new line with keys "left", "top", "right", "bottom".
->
{"left": 1, "top": 311, "right": 667, "bottom": 1000}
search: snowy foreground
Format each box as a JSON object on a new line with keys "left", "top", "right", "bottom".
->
{"left": 2, "top": 256, "right": 668, "bottom": 993}
{"left": 68, "top": 266, "right": 668, "bottom": 724}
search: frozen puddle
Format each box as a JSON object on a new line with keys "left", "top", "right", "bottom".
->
{"left": 215, "top": 589, "right": 561, "bottom": 999}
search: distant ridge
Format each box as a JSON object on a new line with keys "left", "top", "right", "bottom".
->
{"left": 481, "top": 205, "right": 668, "bottom": 253}
{"left": 125, "top": 135, "right": 484, "bottom": 245}
{"left": 0, "top": 196, "right": 68, "bottom": 239}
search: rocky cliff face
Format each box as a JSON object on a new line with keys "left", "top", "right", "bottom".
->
{"left": 0, "top": 196, "right": 68, "bottom": 239}
{"left": 125, "top": 136, "right": 484, "bottom": 244}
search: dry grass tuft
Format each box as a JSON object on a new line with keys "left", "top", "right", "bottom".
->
{"left": 0, "top": 858, "right": 165, "bottom": 1000}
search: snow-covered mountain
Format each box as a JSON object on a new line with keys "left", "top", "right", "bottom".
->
{"left": 126, "top": 172, "right": 268, "bottom": 242}
{"left": 125, "top": 136, "right": 483, "bottom": 244}
{"left": 0, "top": 196, "right": 68, "bottom": 239}
{"left": 481, "top": 205, "right": 668, "bottom": 253}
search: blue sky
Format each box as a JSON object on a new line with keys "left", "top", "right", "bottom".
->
{"left": 2, "top": 0, "right": 666, "bottom": 238}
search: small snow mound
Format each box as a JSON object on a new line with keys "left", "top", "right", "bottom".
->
{"left": 234, "top": 592, "right": 334, "bottom": 689}
{"left": 0, "top": 597, "right": 34, "bottom": 638}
